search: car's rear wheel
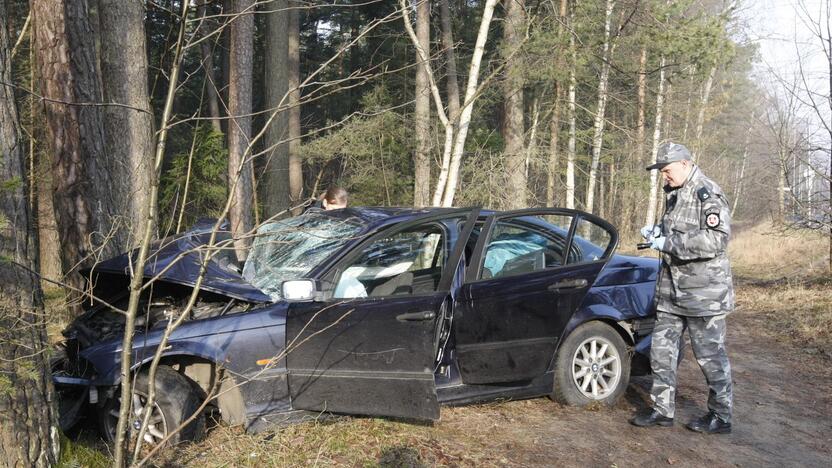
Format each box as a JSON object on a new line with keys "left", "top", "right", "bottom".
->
{"left": 100, "top": 365, "right": 206, "bottom": 449}
{"left": 552, "top": 321, "right": 630, "bottom": 406}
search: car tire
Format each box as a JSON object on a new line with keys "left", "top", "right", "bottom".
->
{"left": 552, "top": 321, "right": 630, "bottom": 406}
{"left": 100, "top": 365, "right": 206, "bottom": 447}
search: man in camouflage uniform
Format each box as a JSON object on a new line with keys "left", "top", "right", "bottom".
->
{"left": 629, "top": 142, "right": 734, "bottom": 434}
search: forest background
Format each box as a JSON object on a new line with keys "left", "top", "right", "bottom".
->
{"left": 1, "top": 0, "right": 831, "bottom": 466}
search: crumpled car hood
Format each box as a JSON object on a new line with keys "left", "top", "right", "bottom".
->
{"left": 86, "top": 220, "right": 272, "bottom": 303}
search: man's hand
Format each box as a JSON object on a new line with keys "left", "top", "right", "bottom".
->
{"left": 641, "top": 224, "right": 662, "bottom": 240}
{"left": 650, "top": 236, "right": 666, "bottom": 251}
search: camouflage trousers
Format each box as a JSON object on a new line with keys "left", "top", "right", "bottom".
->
{"left": 649, "top": 311, "right": 733, "bottom": 422}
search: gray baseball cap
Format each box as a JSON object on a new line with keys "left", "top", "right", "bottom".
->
{"left": 646, "top": 142, "right": 691, "bottom": 170}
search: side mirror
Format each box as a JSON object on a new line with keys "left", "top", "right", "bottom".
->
{"left": 281, "top": 279, "right": 319, "bottom": 301}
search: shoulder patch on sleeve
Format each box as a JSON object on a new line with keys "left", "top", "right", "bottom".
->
{"left": 705, "top": 210, "right": 721, "bottom": 228}
{"left": 697, "top": 186, "right": 711, "bottom": 202}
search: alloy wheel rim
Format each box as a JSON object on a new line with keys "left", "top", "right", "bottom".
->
{"left": 570, "top": 336, "right": 621, "bottom": 400}
{"left": 107, "top": 391, "right": 169, "bottom": 446}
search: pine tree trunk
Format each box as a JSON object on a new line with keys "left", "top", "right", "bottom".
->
{"left": 288, "top": 1, "right": 302, "bottom": 209}
{"left": 502, "top": 0, "right": 527, "bottom": 209}
{"left": 645, "top": 56, "right": 667, "bottom": 226}
{"left": 198, "top": 1, "right": 223, "bottom": 134}
{"left": 262, "top": 0, "right": 291, "bottom": 217}
{"left": 228, "top": 0, "right": 255, "bottom": 258}
{"left": 0, "top": 7, "right": 59, "bottom": 463}
{"left": 98, "top": 0, "right": 154, "bottom": 243}
{"left": 414, "top": 0, "right": 432, "bottom": 207}
{"left": 584, "top": 0, "right": 616, "bottom": 214}
{"left": 32, "top": 0, "right": 110, "bottom": 293}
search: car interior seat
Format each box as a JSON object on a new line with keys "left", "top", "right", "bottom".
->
{"left": 370, "top": 271, "right": 414, "bottom": 296}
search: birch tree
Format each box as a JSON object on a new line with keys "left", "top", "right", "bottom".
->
{"left": 645, "top": 55, "right": 667, "bottom": 226}
{"left": 401, "top": 0, "right": 500, "bottom": 207}
{"left": 584, "top": 0, "right": 617, "bottom": 214}
{"left": 565, "top": 0, "right": 577, "bottom": 209}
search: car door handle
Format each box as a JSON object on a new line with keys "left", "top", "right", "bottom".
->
{"left": 396, "top": 311, "right": 436, "bottom": 321}
{"left": 547, "top": 278, "right": 589, "bottom": 291}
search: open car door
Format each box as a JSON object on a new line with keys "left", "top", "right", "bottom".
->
{"left": 454, "top": 209, "right": 618, "bottom": 384}
{"left": 284, "top": 208, "right": 479, "bottom": 420}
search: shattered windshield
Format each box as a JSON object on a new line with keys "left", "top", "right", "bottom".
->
{"left": 242, "top": 212, "right": 366, "bottom": 300}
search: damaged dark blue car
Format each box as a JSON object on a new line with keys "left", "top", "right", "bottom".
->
{"left": 53, "top": 207, "right": 658, "bottom": 446}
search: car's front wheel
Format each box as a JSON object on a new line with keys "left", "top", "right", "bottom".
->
{"left": 552, "top": 321, "right": 630, "bottom": 406}
{"left": 100, "top": 365, "right": 206, "bottom": 449}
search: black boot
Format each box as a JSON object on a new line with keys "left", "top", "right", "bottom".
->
{"left": 629, "top": 409, "right": 673, "bottom": 427}
{"left": 686, "top": 411, "right": 731, "bottom": 434}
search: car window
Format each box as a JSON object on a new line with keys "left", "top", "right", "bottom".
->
{"left": 572, "top": 217, "right": 613, "bottom": 262}
{"left": 242, "top": 212, "right": 365, "bottom": 300}
{"left": 481, "top": 214, "right": 573, "bottom": 280}
{"left": 334, "top": 223, "right": 446, "bottom": 298}
{"left": 478, "top": 213, "right": 615, "bottom": 280}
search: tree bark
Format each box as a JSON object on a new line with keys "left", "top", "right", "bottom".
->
{"left": 32, "top": 0, "right": 115, "bottom": 293}
{"left": 228, "top": 0, "right": 255, "bottom": 258}
{"left": 98, "top": 0, "right": 154, "bottom": 244}
{"left": 0, "top": 5, "right": 59, "bottom": 463}
{"left": 645, "top": 56, "right": 667, "bottom": 226}
{"left": 584, "top": 0, "right": 616, "bottom": 214}
{"left": 288, "top": 1, "right": 302, "bottom": 210}
{"left": 440, "top": 0, "right": 460, "bottom": 126}
{"left": 414, "top": 0, "right": 432, "bottom": 207}
{"left": 502, "top": 0, "right": 527, "bottom": 209}
{"left": 198, "top": 0, "right": 223, "bottom": 134}
{"left": 261, "top": 0, "right": 291, "bottom": 217}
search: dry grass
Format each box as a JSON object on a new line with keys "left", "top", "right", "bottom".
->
{"left": 730, "top": 221, "right": 832, "bottom": 355}
{"left": 150, "top": 407, "right": 519, "bottom": 467}
{"left": 737, "top": 280, "right": 832, "bottom": 353}
{"left": 729, "top": 221, "right": 830, "bottom": 279}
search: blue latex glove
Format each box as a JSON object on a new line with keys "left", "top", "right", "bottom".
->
{"left": 640, "top": 224, "right": 662, "bottom": 240}
{"left": 650, "top": 236, "right": 666, "bottom": 251}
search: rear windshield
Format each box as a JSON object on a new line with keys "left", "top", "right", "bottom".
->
{"left": 242, "top": 212, "right": 365, "bottom": 300}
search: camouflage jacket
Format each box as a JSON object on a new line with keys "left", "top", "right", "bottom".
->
{"left": 656, "top": 166, "right": 735, "bottom": 316}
